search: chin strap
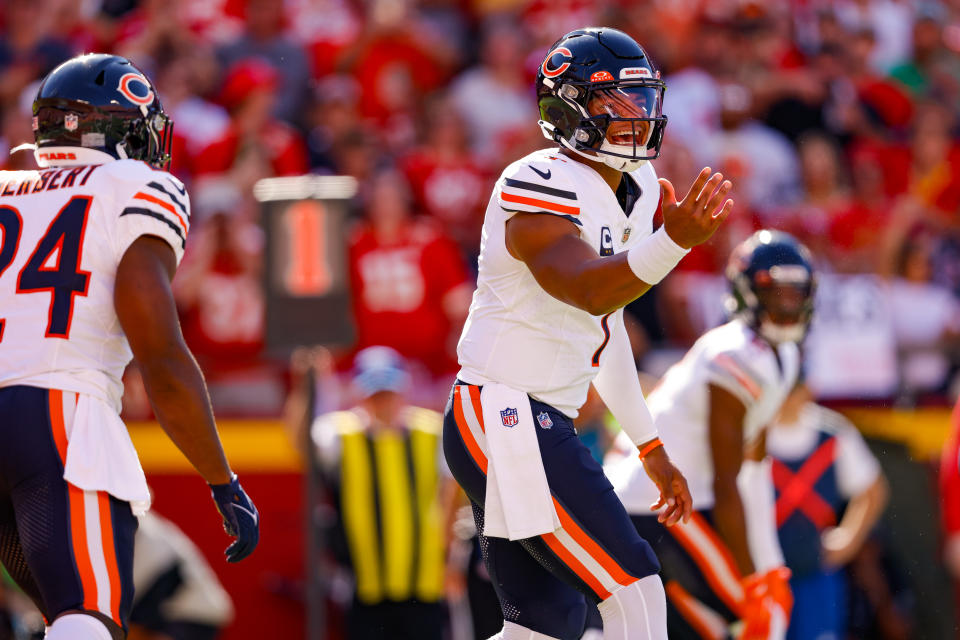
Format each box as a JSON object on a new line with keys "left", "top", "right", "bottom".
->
{"left": 539, "top": 119, "right": 649, "bottom": 172}
{"left": 759, "top": 321, "right": 806, "bottom": 345}
{"left": 9, "top": 142, "right": 36, "bottom": 154}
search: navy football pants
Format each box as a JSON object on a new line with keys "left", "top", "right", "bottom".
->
{"left": 0, "top": 386, "right": 137, "bottom": 637}
{"left": 443, "top": 382, "right": 660, "bottom": 640}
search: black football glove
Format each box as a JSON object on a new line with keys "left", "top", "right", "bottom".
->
{"left": 209, "top": 473, "right": 260, "bottom": 563}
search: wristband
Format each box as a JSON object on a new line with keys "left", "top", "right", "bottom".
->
{"left": 637, "top": 437, "right": 663, "bottom": 460}
{"left": 626, "top": 227, "right": 690, "bottom": 284}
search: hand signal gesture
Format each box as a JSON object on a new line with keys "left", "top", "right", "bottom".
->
{"left": 659, "top": 167, "right": 734, "bottom": 249}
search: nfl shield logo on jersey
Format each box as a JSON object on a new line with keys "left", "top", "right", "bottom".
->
{"left": 500, "top": 407, "right": 519, "bottom": 427}
{"left": 537, "top": 412, "right": 553, "bottom": 429}
{"left": 64, "top": 113, "right": 79, "bottom": 131}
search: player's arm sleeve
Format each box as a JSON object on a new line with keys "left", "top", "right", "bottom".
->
{"left": 738, "top": 457, "right": 787, "bottom": 572}
{"left": 497, "top": 163, "right": 583, "bottom": 229}
{"left": 592, "top": 315, "right": 658, "bottom": 445}
{"left": 113, "top": 173, "right": 191, "bottom": 266}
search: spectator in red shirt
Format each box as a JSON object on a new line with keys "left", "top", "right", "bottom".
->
{"left": 828, "top": 145, "right": 892, "bottom": 272}
{"left": 348, "top": 168, "right": 471, "bottom": 400}
{"left": 217, "top": 0, "right": 311, "bottom": 124}
{"left": 341, "top": 4, "right": 452, "bottom": 152}
{"left": 152, "top": 48, "right": 230, "bottom": 181}
{"left": 776, "top": 132, "right": 852, "bottom": 264}
{"left": 401, "top": 94, "right": 489, "bottom": 262}
{"left": 449, "top": 20, "right": 536, "bottom": 167}
{"left": 173, "top": 179, "right": 282, "bottom": 415}
{"left": 194, "top": 59, "right": 309, "bottom": 180}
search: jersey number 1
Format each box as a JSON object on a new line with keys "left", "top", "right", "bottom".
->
{"left": 0, "top": 196, "right": 91, "bottom": 340}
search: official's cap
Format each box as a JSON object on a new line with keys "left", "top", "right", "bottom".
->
{"left": 352, "top": 346, "right": 410, "bottom": 398}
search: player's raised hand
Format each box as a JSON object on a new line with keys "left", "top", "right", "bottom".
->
{"left": 209, "top": 474, "right": 260, "bottom": 562}
{"left": 659, "top": 167, "right": 734, "bottom": 249}
{"left": 640, "top": 445, "right": 693, "bottom": 526}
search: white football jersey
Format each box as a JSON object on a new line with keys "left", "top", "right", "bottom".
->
{"left": 457, "top": 147, "right": 661, "bottom": 417}
{"left": 610, "top": 319, "right": 800, "bottom": 512}
{"left": 0, "top": 147, "right": 189, "bottom": 412}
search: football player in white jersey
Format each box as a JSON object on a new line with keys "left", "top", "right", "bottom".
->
{"left": 603, "top": 231, "right": 816, "bottom": 640}
{"left": 0, "top": 55, "right": 258, "bottom": 640}
{"left": 443, "top": 28, "right": 734, "bottom": 640}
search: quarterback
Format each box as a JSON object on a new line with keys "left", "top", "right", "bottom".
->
{"left": 443, "top": 28, "right": 733, "bottom": 640}
{"left": 0, "top": 55, "right": 258, "bottom": 640}
{"left": 605, "top": 231, "right": 816, "bottom": 639}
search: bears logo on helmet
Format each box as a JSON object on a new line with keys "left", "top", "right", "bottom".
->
{"left": 541, "top": 47, "right": 573, "bottom": 78}
{"left": 117, "top": 72, "right": 155, "bottom": 106}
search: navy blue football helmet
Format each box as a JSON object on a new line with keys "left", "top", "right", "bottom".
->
{"left": 536, "top": 28, "right": 667, "bottom": 171}
{"left": 33, "top": 54, "right": 172, "bottom": 168}
{"left": 725, "top": 230, "right": 816, "bottom": 344}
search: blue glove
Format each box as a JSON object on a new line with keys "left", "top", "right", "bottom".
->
{"left": 209, "top": 474, "right": 260, "bottom": 562}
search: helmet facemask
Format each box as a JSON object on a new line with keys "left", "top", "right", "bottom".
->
{"left": 540, "top": 78, "right": 667, "bottom": 171}
{"left": 755, "top": 282, "right": 814, "bottom": 344}
{"left": 730, "top": 263, "right": 815, "bottom": 345}
{"left": 121, "top": 108, "right": 173, "bottom": 168}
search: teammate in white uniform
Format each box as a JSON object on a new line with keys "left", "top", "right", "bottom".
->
{"left": 603, "top": 230, "right": 817, "bottom": 640}
{"left": 0, "top": 54, "right": 258, "bottom": 640}
{"left": 443, "top": 28, "right": 734, "bottom": 640}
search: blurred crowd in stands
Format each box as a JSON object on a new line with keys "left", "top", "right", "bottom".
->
{"left": 0, "top": 0, "right": 954, "bottom": 414}
{"left": 0, "top": 0, "right": 957, "bottom": 413}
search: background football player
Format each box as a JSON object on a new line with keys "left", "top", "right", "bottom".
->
{"left": 443, "top": 27, "right": 734, "bottom": 640}
{"left": 0, "top": 54, "right": 258, "bottom": 640}
{"left": 604, "top": 230, "right": 816, "bottom": 640}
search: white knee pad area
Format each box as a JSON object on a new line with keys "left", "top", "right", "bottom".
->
{"left": 597, "top": 574, "right": 668, "bottom": 640}
{"left": 487, "top": 620, "right": 563, "bottom": 640}
{"left": 45, "top": 613, "right": 112, "bottom": 640}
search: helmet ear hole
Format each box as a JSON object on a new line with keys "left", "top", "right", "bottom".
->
{"left": 95, "top": 70, "right": 106, "bottom": 86}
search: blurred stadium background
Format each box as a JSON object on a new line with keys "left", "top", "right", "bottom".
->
{"left": 3, "top": 0, "right": 960, "bottom": 638}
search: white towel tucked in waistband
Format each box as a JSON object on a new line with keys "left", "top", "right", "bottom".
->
{"left": 480, "top": 383, "right": 560, "bottom": 540}
{"left": 63, "top": 393, "right": 152, "bottom": 515}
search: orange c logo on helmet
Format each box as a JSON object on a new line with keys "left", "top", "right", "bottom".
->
{"left": 117, "top": 72, "right": 155, "bottom": 106}
{"left": 541, "top": 47, "right": 573, "bottom": 79}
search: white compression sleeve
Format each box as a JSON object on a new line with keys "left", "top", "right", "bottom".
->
{"left": 596, "top": 575, "right": 668, "bottom": 640}
{"left": 738, "top": 457, "right": 786, "bottom": 572}
{"left": 592, "top": 316, "right": 658, "bottom": 446}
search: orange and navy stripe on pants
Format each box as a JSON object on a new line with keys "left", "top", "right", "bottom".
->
{"left": 48, "top": 389, "right": 128, "bottom": 627}
{"left": 446, "top": 383, "right": 659, "bottom": 603}
{"left": 628, "top": 509, "right": 747, "bottom": 638}
{"left": 0, "top": 385, "right": 135, "bottom": 631}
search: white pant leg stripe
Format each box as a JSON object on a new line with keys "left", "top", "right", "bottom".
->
{"left": 552, "top": 527, "right": 621, "bottom": 595}
{"left": 81, "top": 491, "right": 112, "bottom": 618}
{"left": 458, "top": 386, "right": 489, "bottom": 456}
{"left": 60, "top": 391, "right": 76, "bottom": 440}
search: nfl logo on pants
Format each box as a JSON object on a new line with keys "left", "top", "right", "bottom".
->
{"left": 500, "top": 407, "right": 519, "bottom": 427}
